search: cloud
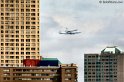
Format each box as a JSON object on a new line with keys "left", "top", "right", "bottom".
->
{"left": 41, "top": 0, "right": 124, "bottom": 82}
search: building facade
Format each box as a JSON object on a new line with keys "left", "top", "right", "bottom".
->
{"left": 0, "top": 1, "right": 78, "bottom": 82}
{"left": 84, "top": 46, "right": 124, "bottom": 82}
{"left": 0, "top": 0, "right": 40, "bottom": 67}
{"left": 0, "top": 64, "right": 77, "bottom": 82}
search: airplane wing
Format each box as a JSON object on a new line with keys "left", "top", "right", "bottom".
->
{"left": 69, "top": 29, "right": 78, "bottom": 32}
{"left": 59, "top": 32, "right": 67, "bottom": 34}
{"left": 74, "top": 32, "right": 81, "bottom": 34}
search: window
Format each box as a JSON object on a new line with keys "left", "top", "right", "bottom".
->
{"left": 3, "top": 69, "right": 10, "bottom": 72}
{"left": 26, "top": 52, "right": 30, "bottom": 55}
{"left": 16, "top": 17, "right": 19, "bottom": 20}
{"left": 1, "top": 30, "right": 4, "bottom": 33}
{"left": 65, "top": 78, "right": 71, "bottom": 80}
{"left": 21, "top": 4, "right": 24, "bottom": 7}
{"left": 16, "top": 4, "right": 19, "bottom": 7}
{"left": 16, "top": 43, "right": 19, "bottom": 46}
{"left": 31, "top": 0, "right": 35, "bottom": 3}
{"left": 31, "top": 30, "right": 35, "bottom": 34}
{"left": 1, "top": 0, "right": 4, "bottom": 3}
{"left": 1, "top": 60, "right": 4, "bottom": 63}
{"left": 31, "top": 17, "right": 35, "bottom": 20}
{"left": 26, "top": 17, "right": 30, "bottom": 20}
{"left": 21, "top": 13, "right": 24, "bottom": 16}
{"left": 31, "top": 35, "right": 35, "bottom": 38}
{"left": 21, "top": 22, "right": 24, "bottom": 24}
{"left": 26, "top": 48, "right": 30, "bottom": 50}
{"left": 1, "top": 13, "right": 4, "bottom": 16}
{"left": 10, "top": 52, "right": 14, "bottom": 54}
{"left": 21, "top": 0, "right": 24, "bottom": 3}
{"left": 26, "top": 9, "right": 30, "bottom": 12}
{"left": 5, "top": 52, "right": 8, "bottom": 54}
{"left": 21, "top": 26, "right": 24, "bottom": 29}
{"left": 1, "top": 4, "right": 4, "bottom": 7}
{"left": 31, "top": 5, "right": 35, "bottom": 7}
{"left": 16, "top": 39, "right": 19, "bottom": 42}
{"left": 1, "top": 43, "right": 4, "bottom": 46}
{"left": 31, "top": 22, "right": 35, "bottom": 24}
{"left": 21, "top": 35, "right": 24, "bottom": 38}
{"left": 16, "top": 0, "right": 19, "bottom": 3}
{"left": 26, "top": 26, "right": 30, "bottom": 29}
{"left": 1, "top": 56, "right": 4, "bottom": 59}
{"left": 10, "top": 4, "right": 14, "bottom": 7}
{"left": 16, "top": 13, "right": 19, "bottom": 16}
{"left": 31, "top": 26, "right": 35, "bottom": 29}
{"left": 26, "top": 4, "right": 30, "bottom": 7}
{"left": 16, "top": 22, "right": 19, "bottom": 24}
{"left": 21, "top": 9, "right": 24, "bottom": 12}
{"left": 21, "top": 43, "right": 24, "bottom": 46}
{"left": 16, "top": 26, "right": 19, "bottom": 29}
{"left": 1, "top": 8, "right": 4, "bottom": 11}
{"left": 1, "top": 52, "right": 4, "bottom": 54}
{"left": 26, "top": 0, "right": 30, "bottom": 3}
{"left": 1, "top": 47, "right": 4, "bottom": 50}
{"left": 26, "top": 22, "right": 30, "bottom": 24}
{"left": 21, "top": 52, "right": 24, "bottom": 55}
{"left": 21, "top": 39, "right": 24, "bottom": 42}
{"left": 21, "top": 48, "right": 24, "bottom": 50}
{"left": 21, "top": 17, "right": 24, "bottom": 20}
{"left": 1, "top": 39, "right": 4, "bottom": 42}
{"left": 26, "top": 31, "right": 30, "bottom": 34}
{"left": 26, "top": 43, "right": 30, "bottom": 46}
{"left": 31, "top": 9, "right": 35, "bottom": 12}
{"left": 1, "top": 26, "right": 4, "bottom": 29}
{"left": 31, "top": 39, "right": 35, "bottom": 42}
{"left": 6, "top": 57, "right": 11, "bottom": 61}
{"left": 26, "top": 35, "right": 30, "bottom": 38}
{"left": 21, "top": 56, "right": 24, "bottom": 59}
{"left": 26, "top": 13, "right": 30, "bottom": 16}
{"left": 26, "top": 39, "right": 30, "bottom": 42}
{"left": 31, "top": 48, "right": 35, "bottom": 50}
{"left": 16, "top": 60, "right": 19, "bottom": 63}
{"left": 16, "top": 56, "right": 19, "bottom": 59}
{"left": 31, "top": 56, "right": 35, "bottom": 59}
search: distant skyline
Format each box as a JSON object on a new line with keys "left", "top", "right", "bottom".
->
{"left": 40, "top": 0, "right": 124, "bottom": 82}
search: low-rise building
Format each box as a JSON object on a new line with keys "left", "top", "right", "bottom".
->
{"left": 0, "top": 64, "right": 77, "bottom": 82}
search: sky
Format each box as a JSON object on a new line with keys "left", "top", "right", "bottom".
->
{"left": 40, "top": 0, "right": 124, "bottom": 82}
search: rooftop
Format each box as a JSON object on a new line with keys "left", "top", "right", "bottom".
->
{"left": 101, "top": 46, "right": 121, "bottom": 54}
{"left": 42, "top": 58, "right": 62, "bottom": 64}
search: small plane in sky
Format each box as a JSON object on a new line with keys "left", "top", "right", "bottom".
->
{"left": 59, "top": 28, "right": 81, "bottom": 35}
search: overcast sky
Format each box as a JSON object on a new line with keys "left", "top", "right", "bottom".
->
{"left": 40, "top": 0, "right": 124, "bottom": 82}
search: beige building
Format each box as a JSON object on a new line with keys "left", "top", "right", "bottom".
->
{"left": 0, "top": 64, "right": 77, "bottom": 82}
{"left": 0, "top": 0, "right": 40, "bottom": 67}
{"left": 84, "top": 46, "right": 124, "bottom": 82}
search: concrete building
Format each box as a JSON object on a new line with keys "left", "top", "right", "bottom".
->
{"left": 0, "top": 0, "right": 78, "bottom": 82}
{"left": 0, "top": 64, "right": 77, "bottom": 82}
{"left": 0, "top": 0, "right": 40, "bottom": 67}
{"left": 84, "top": 46, "right": 124, "bottom": 82}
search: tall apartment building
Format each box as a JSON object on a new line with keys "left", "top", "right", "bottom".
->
{"left": 0, "top": 64, "right": 77, "bottom": 82}
{"left": 84, "top": 46, "right": 124, "bottom": 82}
{"left": 0, "top": 0, "right": 40, "bottom": 67}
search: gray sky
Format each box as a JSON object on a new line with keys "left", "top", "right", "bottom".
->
{"left": 40, "top": 0, "right": 124, "bottom": 82}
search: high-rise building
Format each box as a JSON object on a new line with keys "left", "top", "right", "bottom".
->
{"left": 0, "top": 1, "right": 78, "bottom": 82}
{"left": 0, "top": 64, "right": 77, "bottom": 82}
{"left": 0, "top": 0, "right": 40, "bottom": 67}
{"left": 84, "top": 46, "right": 124, "bottom": 82}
